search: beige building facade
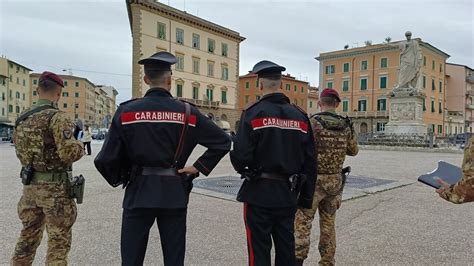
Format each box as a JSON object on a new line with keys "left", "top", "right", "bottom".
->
{"left": 30, "top": 74, "right": 117, "bottom": 129}
{"left": 316, "top": 38, "right": 449, "bottom": 135}
{"left": 445, "top": 63, "right": 474, "bottom": 134}
{"left": 0, "top": 56, "right": 32, "bottom": 138}
{"left": 126, "top": 0, "right": 245, "bottom": 129}
{"left": 307, "top": 87, "right": 319, "bottom": 116}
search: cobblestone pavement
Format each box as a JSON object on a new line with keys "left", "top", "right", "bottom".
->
{"left": 1, "top": 143, "right": 472, "bottom": 265}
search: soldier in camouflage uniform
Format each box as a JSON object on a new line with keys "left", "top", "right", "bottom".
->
{"left": 294, "top": 88, "right": 358, "bottom": 266}
{"left": 11, "top": 71, "right": 84, "bottom": 266}
{"left": 436, "top": 136, "right": 474, "bottom": 203}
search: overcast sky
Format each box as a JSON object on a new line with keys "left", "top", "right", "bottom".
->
{"left": 1, "top": 0, "right": 472, "bottom": 103}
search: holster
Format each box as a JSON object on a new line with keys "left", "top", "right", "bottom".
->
{"left": 341, "top": 166, "right": 351, "bottom": 190}
{"left": 290, "top": 174, "right": 307, "bottom": 192}
{"left": 20, "top": 165, "right": 34, "bottom": 185}
{"left": 68, "top": 174, "right": 85, "bottom": 204}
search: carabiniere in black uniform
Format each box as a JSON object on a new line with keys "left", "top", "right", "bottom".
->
{"left": 94, "top": 52, "right": 231, "bottom": 266}
{"left": 230, "top": 60, "right": 317, "bottom": 266}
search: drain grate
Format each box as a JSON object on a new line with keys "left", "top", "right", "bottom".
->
{"left": 194, "top": 175, "right": 395, "bottom": 196}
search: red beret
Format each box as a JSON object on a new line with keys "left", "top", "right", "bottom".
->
{"left": 320, "top": 88, "right": 341, "bottom": 102}
{"left": 39, "top": 71, "right": 64, "bottom": 87}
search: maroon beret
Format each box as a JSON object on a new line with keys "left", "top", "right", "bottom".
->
{"left": 39, "top": 71, "right": 64, "bottom": 87}
{"left": 320, "top": 88, "right": 341, "bottom": 102}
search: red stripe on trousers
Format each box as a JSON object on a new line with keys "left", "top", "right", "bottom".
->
{"left": 243, "top": 203, "right": 255, "bottom": 266}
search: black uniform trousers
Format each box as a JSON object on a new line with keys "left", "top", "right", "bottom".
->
{"left": 243, "top": 203, "right": 297, "bottom": 266}
{"left": 121, "top": 207, "right": 187, "bottom": 266}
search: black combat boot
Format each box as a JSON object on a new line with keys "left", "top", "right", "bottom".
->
{"left": 295, "top": 258, "right": 304, "bottom": 266}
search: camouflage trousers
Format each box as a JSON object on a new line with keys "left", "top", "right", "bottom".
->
{"left": 295, "top": 174, "right": 342, "bottom": 266}
{"left": 11, "top": 181, "right": 77, "bottom": 266}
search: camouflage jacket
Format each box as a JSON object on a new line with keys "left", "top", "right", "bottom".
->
{"left": 311, "top": 110, "right": 358, "bottom": 175}
{"left": 14, "top": 99, "right": 84, "bottom": 172}
{"left": 440, "top": 136, "right": 474, "bottom": 204}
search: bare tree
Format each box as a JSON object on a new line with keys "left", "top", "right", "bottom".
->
{"left": 385, "top": 36, "right": 392, "bottom": 43}
{"left": 364, "top": 40, "right": 372, "bottom": 46}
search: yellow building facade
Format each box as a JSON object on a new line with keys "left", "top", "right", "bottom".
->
{"left": 316, "top": 39, "right": 449, "bottom": 135}
{"left": 126, "top": 0, "right": 245, "bottom": 129}
{"left": 30, "top": 74, "right": 117, "bottom": 128}
{"left": 0, "top": 57, "right": 32, "bottom": 138}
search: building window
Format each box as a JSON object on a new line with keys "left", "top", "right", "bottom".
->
{"left": 16, "top": 91, "right": 20, "bottom": 99}
{"left": 342, "top": 80, "right": 349, "bottom": 91}
{"left": 176, "top": 28, "right": 184, "bottom": 45}
{"left": 309, "top": 101, "right": 313, "bottom": 108}
{"left": 256, "top": 80, "right": 259, "bottom": 87}
{"left": 176, "top": 84, "right": 183, "bottom": 97}
{"left": 64, "top": 81, "right": 68, "bottom": 86}
{"left": 16, "top": 77, "right": 19, "bottom": 84}
{"left": 343, "top": 63, "right": 349, "bottom": 73}
{"left": 192, "top": 58, "right": 200, "bottom": 74}
{"left": 301, "top": 86, "right": 304, "bottom": 93}
{"left": 222, "top": 43, "right": 228, "bottom": 57}
{"left": 423, "top": 56, "right": 426, "bottom": 66}
{"left": 206, "top": 88, "right": 213, "bottom": 101}
{"left": 63, "top": 103, "right": 68, "bottom": 108}
{"left": 23, "top": 79, "right": 25, "bottom": 86}
{"left": 192, "top": 86, "right": 199, "bottom": 99}
{"left": 221, "top": 65, "right": 228, "bottom": 80}
{"left": 192, "top": 33, "right": 200, "bottom": 49}
{"left": 286, "top": 84, "right": 290, "bottom": 91}
{"left": 431, "top": 78, "right": 435, "bottom": 90}
{"left": 342, "top": 100, "right": 349, "bottom": 112}
{"left": 75, "top": 81, "right": 79, "bottom": 87}
{"left": 360, "top": 77, "right": 368, "bottom": 90}
{"left": 377, "top": 122, "right": 387, "bottom": 132}
{"left": 157, "top": 22, "right": 166, "bottom": 40}
{"left": 75, "top": 114, "right": 79, "bottom": 119}
{"left": 16, "top": 106, "right": 20, "bottom": 113}
{"left": 8, "top": 105, "right": 13, "bottom": 113}
{"left": 439, "top": 64, "right": 443, "bottom": 73}
{"left": 358, "top": 99, "right": 367, "bottom": 111}
{"left": 33, "top": 79, "right": 37, "bottom": 85}
{"left": 438, "top": 101, "right": 442, "bottom": 114}
{"left": 377, "top": 98, "right": 387, "bottom": 111}
{"left": 423, "top": 98, "right": 426, "bottom": 111}
{"left": 361, "top": 60, "right": 368, "bottom": 70}
{"left": 325, "top": 65, "right": 335, "bottom": 74}
{"left": 294, "top": 85, "right": 297, "bottom": 92}
{"left": 439, "top": 81, "right": 442, "bottom": 93}
{"left": 245, "top": 81, "right": 250, "bottom": 89}
{"left": 422, "top": 76, "right": 426, "bottom": 88}
{"left": 208, "top": 38, "right": 215, "bottom": 53}
{"left": 9, "top": 63, "right": 13, "bottom": 68}
{"left": 380, "top": 58, "right": 388, "bottom": 68}
{"left": 431, "top": 99, "right": 435, "bottom": 112}
{"left": 176, "top": 54, "right": 184, "bottom": 71}
{"left": 432, "top": 60, "right": 435, "bottom": 70}
{"left": 33, "top": 91, "right": 37, "bottom": 96}
{"left": 75, "top": 92, "right": 79, "bottom": 97}
{"left": 207, "top": 61, "right": 214, "bottom": 77}
{"left": 379, "top": 76, "right": 387, "bottom": 89}
{"left": 245, "top": 95, "right": 249, "bottom": 104}
{"left": 327, "top": 81, "right": 333, "bottom": 88}
{"left": 62, "top": 92, "right": 69, "bottom": 97}
{"left": 1, "top": 108, "right": 4, "bottom": 116}
{"left": 75, "top": 103, "right": 79, "bottom": 109}
{"left": 22, "top": 93, "right": 25, "bottom": 100}
{"left": 438, "top": 125, "right": 443, "bottom": 134}
{"left": 221, "top": 90, "right": 227, "bottom": 104}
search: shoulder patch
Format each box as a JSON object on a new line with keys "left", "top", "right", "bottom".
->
{"left": 120, "top": 98, "right": 139, "bottom": 106}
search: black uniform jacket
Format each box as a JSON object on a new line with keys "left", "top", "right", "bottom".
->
{"left": 230, "top": 93, "right": 317, "bottom": 208}
{"left": 94, "top": 88, "right": 231, "bottom": 209}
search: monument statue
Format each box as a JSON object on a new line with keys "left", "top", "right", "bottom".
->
{"left": 388, "top": 31, "right": 422, "bottom": 92}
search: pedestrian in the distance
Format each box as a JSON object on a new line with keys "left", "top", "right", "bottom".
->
{"left": 82, "top": 125, "right": 92, "bottom": 155}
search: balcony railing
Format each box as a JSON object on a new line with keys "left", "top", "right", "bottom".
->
{"left": 177, "top": 97, "right": 220, "bottom": 109}
{"left": 341, "top": 111, "right": 389, "bottom": 118}
{"left": 466, "top": 104, "right": 474, "bottom": 109}
{"left": 466, "top": 75, "right": 474, "bottom": 84}
{"left": 466, "top": 90, "right": 474, "bottom": 97}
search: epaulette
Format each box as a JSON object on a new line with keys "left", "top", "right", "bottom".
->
{"left": 120, "top": 98, "right": 139, "bottom": 106}
{"left": 292, "top": 103, "right": 307, "bottom": 116}
{"left": 178, "top": 99, "right": 196, "bottom": 107}
{"left": 243, "top": 100, "right": 260, "bottom": 111}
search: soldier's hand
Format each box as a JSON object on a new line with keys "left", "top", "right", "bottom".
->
{"left": 435, "top": 178, "right": 450, "bottom": 195}
{"left": 178, "top": 166, "right": 199, "bottom": 175}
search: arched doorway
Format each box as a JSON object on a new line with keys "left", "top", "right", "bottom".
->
{"left": 360, "top": 122, "right": 368, "bottom": 133}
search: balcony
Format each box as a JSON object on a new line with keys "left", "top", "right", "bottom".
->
{"left": 466, "top": 90, "right": 474, "bottom": 97}
{"left": 466, "top": 104, "right": 474, "bottom": 109}
{"left": 177, "top": 97, "right": 220, "bottom": 109}
{"left": 467, "top": 75, "right": 474, "bottom": 84}
{"left": 341, "top": 111, "right": 389, "bottom": 118}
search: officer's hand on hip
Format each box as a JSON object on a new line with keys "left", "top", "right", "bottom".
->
{"left": 435, "top": 178, "right": 450, "bottom": 195}
{"left": 178, "top": 166, "right": 199, "bottom": 175}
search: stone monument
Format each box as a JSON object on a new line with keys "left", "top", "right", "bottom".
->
{"left": 385, "top": 31, "right": 427, "bottom": 135}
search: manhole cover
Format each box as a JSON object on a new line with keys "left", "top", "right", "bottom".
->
{"left": 194, "top": 175, "right": 395, "bottom": 196}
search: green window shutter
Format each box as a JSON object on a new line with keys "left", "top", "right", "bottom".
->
{"left": 343, "top": 101, "right": 348, "bottom": 112}
{"left": 439, "top": 81, "right": 442, "bottom": 92}
{"left": 245, "top": 82, "right": 249, "bottom": 89}
{"left": 176, "top": 84, "right": 182, "bottom": 97}
{"left": 423, "top": 76, "right": 426, "bottom": 88}
{"left": 343, "top": 63, "right": 349, "bottom": 72}
{"left": 380, "top": 77, "right": 387, "bottom": 89}
{"left": 361, "top": 78, "right": 367, "bottom": 90}
{"left": 343, "top": 80, "right": 349, "bottom": 91}
{"left": 221, "top": 91, "right": 227, "bottom": 104}
{"left": 432, "top": 79, "right": 435, "bottom": 90}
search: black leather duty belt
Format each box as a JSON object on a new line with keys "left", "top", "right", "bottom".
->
{"left": 259, "top": 172, "right": 290, "bottom": 181}
{"left": 141, "top": 167, "right": 180, "bottom": 177}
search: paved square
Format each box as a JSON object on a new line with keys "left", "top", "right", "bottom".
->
{"left": 1, "top": 142, "right": 472, "bottom": 265}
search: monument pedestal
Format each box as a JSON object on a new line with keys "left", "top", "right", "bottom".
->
{"left": 385, "top": 88, "right": 427, "bottom": 135}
